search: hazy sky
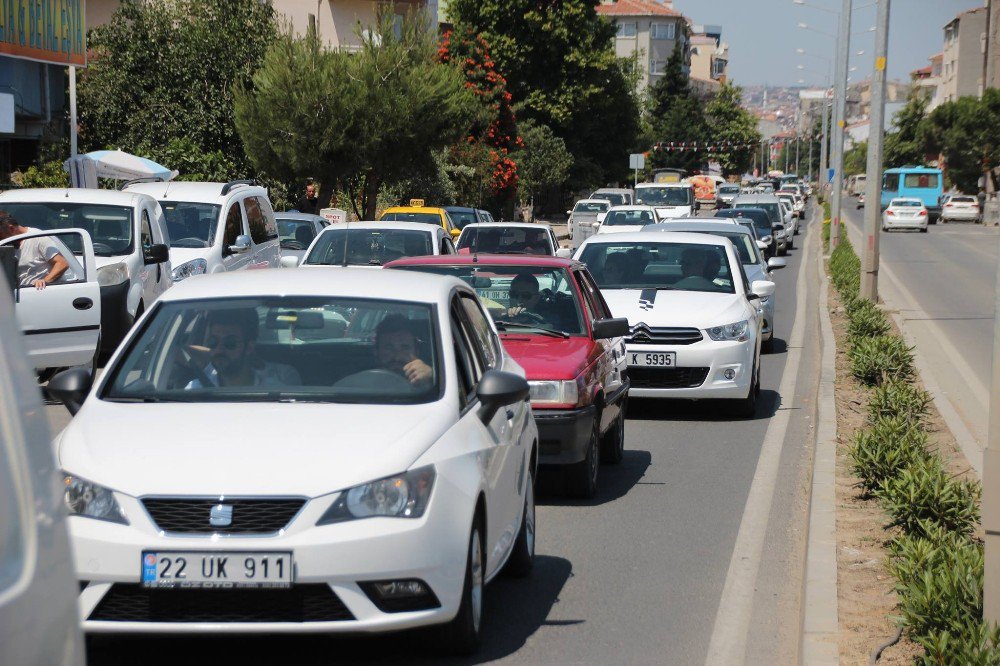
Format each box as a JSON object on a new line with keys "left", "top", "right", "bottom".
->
{"left": 672, "top": 0, "right": 983, "bottom": 87}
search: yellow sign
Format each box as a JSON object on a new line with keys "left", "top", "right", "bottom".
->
{"left": 408, "top": 198, "right": 425, "bottom": 207}
{"left": 0, "top": 0, "right": 87, "bottom": 67}
{"left": 875, "top": 56, "right": 886, "bottom": 72}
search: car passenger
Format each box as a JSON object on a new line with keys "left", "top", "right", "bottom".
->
{"left": 0, "top": 211, "right": 80, "bottom": 290}
{"left": 185, "top": 308, "right": 301, "bottom": 388}
{"left": 602, "top": 253, "right": 629, "bottom": 285}
{"left": 374, "top": 314, "right": 434, "bottom": 386}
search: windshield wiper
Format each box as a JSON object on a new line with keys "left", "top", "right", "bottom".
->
{"left": 103, "top": 396, "right": 194, "bottom": 403}
{"left": 494, "top": 320, "right": 570, "bottom": 339}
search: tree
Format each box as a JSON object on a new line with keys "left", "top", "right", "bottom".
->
{"left": 78, "top": 0, "right": 275, "bottom": 176}
{"left": 512, "top": 119, "right": 573, "bottom": 207}
{"left": 448, "top": 0, "right": 640, "bottom": 188}
{"left": 704, "top": 83, "right": 761, "bottom": 177}
{"left": 920, "top": 89, "right": 1000, "bottom": 193}
{"left": 844, "top": 140, "right": 868, "bottom": 177}
{"left": 234, "top": 10, "right": 481, "bottom": 219}
{"left": 883, "top": 89, "right": 928, "bottom": 168}
{"left": 647, "top": 40, "right": 707, "bottom": 173}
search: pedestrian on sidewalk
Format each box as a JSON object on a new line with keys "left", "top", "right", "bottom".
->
{"left": 296, "top": 182, "right": 320, "bottom": 215}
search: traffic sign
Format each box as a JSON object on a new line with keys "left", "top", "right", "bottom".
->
{"left": 629, "top": 153, "right": 645, "bottom": 170}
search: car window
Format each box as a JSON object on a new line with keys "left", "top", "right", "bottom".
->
{"left": 573, "top": 201, "right": 609, "bottom": 213}
{"left": 244, "top": 196, "right": 276, "bottom": 245}
{"left": 593, "top": 193, "right": 626, "bottom": 206}
{"left": 457, "top": 227, "right": 552, "bottom": 255}
{"left": 459, "top": 292, "right": 498, "bottom": 370}
{"left": 140, "top": 209, "right": 154, "bottom": 251}
{"left": 635, "top": 187, "right": 692, "bottom": 206}
{"left": 0, "top": 202, "right": 134, "bottom": 257}
{"left": 574, "top": 271, "right": 599, "bottom": 324}
{"left": 380, "top": 211, "right": 442, "bottom": 226}
{"left": 159, "top": 202, "right": 220, "bottom": 248}
{"left": 223, "top": 202, "right": 243, "bottom": 248}
{"left": 450, "top": 301, "right": 480, "bottom": 408}
{"left": 603, "top": 210, "right": 655, "bottom": 226}
{"left": 903, "top": 173, "right": 939, "bottom": 189}
{"left": 1, "top": 231, "right": 88, "bottom": 287}
{"left": 103, "top": 297, "right": 441, "bottom": 405}
{"left": 581, "top": 241, "right": 735, "bottom": 294}
{"left": 277, "top": 218, "right": 318, "bottom": 251}
{"left": 440, "top": 236, "right": 455, "bottom": 255}
{"left": 448, "top": 211, "right": 477, "bottom": 230}
{"left": 579, "top": 270, "right": 612, "bottom": 319}
{"left": 304, "top": 228, "right": 433, "bottom": 266}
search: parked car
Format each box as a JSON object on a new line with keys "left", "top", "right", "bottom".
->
{"left": 857, "top": 192, "right": 866, "bottom": 209}
{"left": 733, "top": 194, "right": 785, "bottom": 253}
{"left": 456, "top": 222, "right": 569, "bottom": 257}
{"left": 641, "top": 220, "right": 785, "bottom": 350}
{"left": 443, "top": 206, "right": 495, "bottom": 231}
{"left": 574, "top": 232, "right": 772, "bottom": 417}
{"left": 714, "top": 207, "right": 776, "bottom": 258}
{"left": 589, "top": 188, "right": 634, "bottom": 207}
{"left": 634, "top": 182, "right": 697, "bottom": 219}
{"left": 285, "top": 221, "right": 455, "bottom": 268}
{"left": 777, "top": 198, "right": 797, "bottom": 244}
{"left": 275, "top": 212, "right": 329, "bottom": 265}
{"left": 715, "top": 183, "right": 741, "bottom": 209}
{"left": 882, "top": 198, "right": 929, "bottom": 233}
{"left": 386, "top": 255, "right": 629, "bottom": 497}
{"left": 0, "top": 277, "right": 84, "bottom": 666}
{"left": 568, "top": 199, "right": 611, "bottom": 250}
{"left": 126, "top": 180, "right": 281, "bottom": 281}
{"left": 776, "top": 190, "right": 804, "bottom": 221}
{"left": 940, "top": 195, "right": 980, "bottom": 223}
{"left": 46, "top": 268, "right": 537, "bottom": 655}
{"left": 0, "top": 188, "right": 173, "bottom": 356}
{"left": 380, "top": 202, "right": 460, "bottom": 239}
{"left": 595, "top": 205, "right": 660, "bottom": 234}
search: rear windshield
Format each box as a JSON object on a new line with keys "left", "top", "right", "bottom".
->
{"left": 581, "top": 242, "right": 735, "bottom": 294}
{"left": 447, "top": 211, "right": 478, "bottom": 229}
{"left": 304, "top": 228, "right": 433, "bottom": 266}
{"left": 950, "top": 197, "right": 975, "bottom": 203}
{"left": 457, "top": 227, "right": 552, "bottom": 255}
{"left": 891, "top": 200, "right": 923, "bottom": 208}
{"left": 277, "top": 218, "right": 319, "bottom": 251}
{"left": 602, "top": 209, "right": 655, "bottom": 227}
{"left": 719, "top": 185, "right": 740, "bottom": 194}
{"left": 573, "top": 201, "right": 610, "bottom": 213}
{"left": 903, "top": 173, "right": 940, "bottom": 189}
{"left": 592, "top": 193, "right": 627, "bottom": 206}
{"left": 380, "top": 212, "right": 442, "bottom": 225}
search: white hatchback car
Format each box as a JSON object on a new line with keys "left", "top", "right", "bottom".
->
{"left": 456, "top": 222, "right": 569, "bottom": 257}
{"left": 125, "top": 180, "right": 281, "bottom": 281}
{"left": 574, "top": 232, "right": 773, "bottom": 417}
{"left": 595, "top": 205, "right": 660, "bottom": 235}
{"left": 47, "top": 268, "right": 537, "bottom": 655}
{"left": 882, "top": 198, "right": 929, "bottom": 232}
{"left": 287, "top": 221, "right": 457, "bottom": 268}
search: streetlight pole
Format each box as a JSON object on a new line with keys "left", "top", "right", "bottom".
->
{"left": 829, "top": 0, "right": 853, "bottom": 251}
{"left": 796, "top": 135, "right": 801, "bottom": 175}
{"left": 861, "top": 0, "right": 889, "bottom": 301}
{"left": 808, "top": 133, "right": 814, "bottom": 183}
{"left": 820, "top": 97, "right": 830, "bottom": 193}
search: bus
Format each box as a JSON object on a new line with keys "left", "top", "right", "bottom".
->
{"left": 880, "top": 167, "right": 943, "bottom": 221}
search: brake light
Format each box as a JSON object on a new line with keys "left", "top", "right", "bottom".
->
{"left": 945, "top": 203, "right": 954, "bottom": 208}
{"left": 918, "top": 210, "right": 927, "bottom": 216}
{"left": 886, "top": 210, "right": 895, "bottom": 216}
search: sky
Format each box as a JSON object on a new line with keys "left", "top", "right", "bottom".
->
{"left": 672, "top": 0, "right": 983, "bottom": 87}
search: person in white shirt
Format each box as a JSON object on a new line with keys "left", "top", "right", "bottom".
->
{"left": 0, "top": 211, "right": 80, "bottom": 289}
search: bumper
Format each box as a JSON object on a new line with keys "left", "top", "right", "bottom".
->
{"left": 99, "top": 281, "right": 133, "bottom": 354}
{"left": 533, "top": 404, "right": 597, "bottom": 466}
{"left": 941, "top": 209, "right": 979, "bottom": 221}
{"left": 72, "top": 478, "right": 474, "bottom": 634}
{"left": 625, "top": 339, "right": 754, "bottom": 399}
{"left": 883, "top": 217, "right": 927, "bottom": 230}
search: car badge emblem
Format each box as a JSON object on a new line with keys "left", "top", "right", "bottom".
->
{"left": 209, "top": 504, "right": 234, "bottom": 527}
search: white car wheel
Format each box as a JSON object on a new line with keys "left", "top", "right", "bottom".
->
{"left": 440, "top": 520, "right": 485, "bottom": 655}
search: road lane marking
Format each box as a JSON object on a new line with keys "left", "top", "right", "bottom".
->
{"left": 704, "top": 215, "right": 813, "bottom": 665}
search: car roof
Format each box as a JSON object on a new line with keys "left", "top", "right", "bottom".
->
{"left": 574, "top": 199, "right": 610, "bottom": 205}
{"left": 592, "top": 188, "right": 632, "bottom": 193}
{"left": 443, "top": 206, "right": 476, "bottom": 213}
{"left": 884, "top": 167, "right": 940, "bottom": 174}
{"left": 385, "top": 254, "right": 579, "bottom": 269}
{"left": 382, "top": 206, "right": 446, "bottom": 215}
{"left": 320, "top": 221, "right": 440, "bottom": 232}
{"left": 635, "top": 182, "right": 691, "bottom": 189}
{"left": 163, "top": 266, "right": 466, "bottom": 303}
{"left": 0, "top": 187, "right": 151, "bottom": 206}
{"left": 581, "top": 231, "right": 730, "bottom": 247}
{"left": 125, "top": 181, "right": 268, "bottom": 203}
{"left": 275, "top": 212, "right": 326, "bottom": 222}
{"left": 646, "top": 221, "right": 754, "bottom": 235}
{"left": 607, "top": 205, "right": 656, "bottom": 212}
{"left": 734, "top": 193, "right": 780, "bottom": 204}
{"left": 459, "top": 222, "right": 552, "bottom": 230}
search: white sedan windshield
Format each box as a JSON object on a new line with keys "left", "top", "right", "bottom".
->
{"left": 581, "top": 242, "right": 735, "bottom": 294}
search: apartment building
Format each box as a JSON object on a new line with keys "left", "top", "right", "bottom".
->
{"left": 272, "top": 0, "right": 438, "bottom": 51}
{"left": 940, "top": 6, "right": 987, "bottom": 103}
{"left": 688, "top": 25, "right": 728, "bottom": 99}
{"left": 597, "top": 0, "right": 690, "bottom": 97}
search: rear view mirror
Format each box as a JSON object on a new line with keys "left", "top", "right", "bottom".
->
{"left": 756, "top": 240, "right": 768, "bottom": 250}
{"left": 476, "top": 370, "right": 529, "bottom": 423}
{"left": 451, "top": 228, "right": 461, "bottom": 239}
{"left": 143, "top": 243, "right": 169, "bottom": 265}
{"left": 597, "top": 213, "right": 607, "bottom": 223}
{"left": 767, "top": 257, "right": 787, "bottom": 270}
{"left": 592, "top": 317, "right": 629, "bottom": 339}
{"left": 749, "top": 280, "right": 776, "bottom": 300}
{"left": 229, "top": 234, "right": 252, "bottom": 254}
{"left": 555, "top": 247, "right": 572, "bottom": 259}
{"left": 47, "top": 367, "right": 93, "bottom": 416}
{"left": 265, "top": 310, "right": 325, "bottom": 330}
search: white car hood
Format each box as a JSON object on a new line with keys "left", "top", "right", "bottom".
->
{"left": 57, "top": 402, "right": 452, "bottom": 498}
{"left": 598, "top": 225, "right": 646, "bottom": 235}
{"left": 601, "top": 288, "right": 749, "bottom": 329}
{"left": 169, "top": 246, "right": 212, "bottom": 267}
{"left": 655, "top": 206, "right": 693, "bottom": 219}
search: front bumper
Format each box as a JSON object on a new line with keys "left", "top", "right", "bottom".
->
{"left": 533, "top": 404, "right": 597, "bottom": 466}
{"left": 625, "top": 339, "right": 754, "bottom": 399}
{"left": 72, "top": 477, "right": 474, "bottom": 634}
{"left": 99, "top": 281, "right": 133, "bottom": 354}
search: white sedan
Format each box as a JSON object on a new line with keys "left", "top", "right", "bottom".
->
{"left": 574, "top": 232, "right": 773, "bottom": 417}
{"left": 882, "top": 198, "right": 929, "bottom": 232}
{"left": 456, "top": 222, "right": 570, "bottom": 257}
{"left": 595, "top": 205, "right": 661, "bottom": 234}
{"left": 282, "top": 221, "right": 456, "bottom": 268}
{"left": 46, "top": 268, "right": 538, "bottom": 655}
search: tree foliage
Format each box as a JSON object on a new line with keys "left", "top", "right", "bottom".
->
{"left": 448, "top": 0, "right": 640, "bottom": 187}
{"left": 883, "top": 89, "right": 929, "bottom": 168}
{"left": 512, "top": 119, "right": 574, "bottom": 204}
{"left": 920, "top": 89, "right": 1000, "bottom": 193}
{"left": 845, "top": 140, "right": 868, "bottom": 177}
{"left": 78, "top": 0, "right": 275, "bottom": 176}
{"left": 234, "top": 10, "right": 481, "bottom": 219}
{"left": 647, "top": 40, "right": 706, "bottom": 173}
{"left": 704, "top": 83, "right": 761, "bottom": 176}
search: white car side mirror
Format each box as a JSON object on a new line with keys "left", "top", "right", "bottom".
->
{"left": 555, "top": 247, "right": 572, "bottom": 259}
{"left": 756, "top": 240, "right": 768, "bottom": 250}
{"left": 229, "top": 234, "right": 252, "bottom": 254}
{"left": 280, "top": 255, "right": 300, "bottom": 268}
{"left": 591, "top": 221, "right": 601, "bottom": 229}
{"left": 597, "top": 212, "right": 607, "bottom": 223}
{"left": 750, "top": 280, "right": 776, "bottom": 299}
{"left": 767, "top": 257, "right": 786, "bottom": 270}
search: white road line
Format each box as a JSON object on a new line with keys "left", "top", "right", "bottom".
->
{"left": 704, "top": 218, "right": 813, "bottom": 665}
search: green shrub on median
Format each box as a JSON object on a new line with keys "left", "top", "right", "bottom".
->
{"left": 848, "top": 417, "right": 930, "bottom": 495}
{"left": 877, "top": 456, "right": 981, "bottom": 539}
{"left": 849, "top": 335, "right": 915, "bottom": 386}
{"left": 847, "top": 298, "right": 891, "bottom": 340}
{"left": 868, "top": 380, "right": 931, "bottom": 426}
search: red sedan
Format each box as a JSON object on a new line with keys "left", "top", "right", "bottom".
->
{"left": 386, "top": 255, "right": 630, "bottom": 498}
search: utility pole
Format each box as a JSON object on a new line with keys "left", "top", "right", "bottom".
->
{"left": 69, "top": 66, "right": 78, "bottom": 158}
{"left": 861, "top": 0, "right": 889, "bottom": 301}
{"left": 796, "top": 135, "right": 801, "bottom": 175}
{"left": 987, "top": 228, "right": 1000, "bottom": 626}
{"left": 830, "top": 0, "right": 853, "bottom": 251}
{"left": 820, "top": 99, "right": 830, "bottom": 194}
{"left": 808, "top": 133, "right": 814, "bottom": 183}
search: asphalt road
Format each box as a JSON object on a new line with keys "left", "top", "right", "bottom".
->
{"left": 841, "top": 201, "right": 998, "bottom": 452}
{"left": 51, "top": 208, "right": 824, "bottom": 665}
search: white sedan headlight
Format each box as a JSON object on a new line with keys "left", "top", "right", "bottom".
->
{"left": 528, "top": 379, "right": 579, "bottom": 406}
{"left": 317, "top": 466, "right": 435, "bottom": 525}
{"left": 97, "top": 262, "right": 130, "bottom": 287}
{"left": 171, "top": 258, "right": 208, "bottom": 281}
{"left": 63, "top": 473, "right": 128, "bottom": 524}
{"left": 706, "top": 320, "right": 750, "bottom": 342}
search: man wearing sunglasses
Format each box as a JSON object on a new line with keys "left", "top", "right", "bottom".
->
{"left": 503, "top": 273, "right": 575, "bottom": 331}
{"left": 185, "top": 308, "right": 301, "bottom": 389}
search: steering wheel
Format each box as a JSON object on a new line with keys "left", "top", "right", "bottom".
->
{"left": 92, "top": 242, "right": 114, "bottom": 255}
{"left": 509, "top": 310, "right": 547, "bottom": 325}
{"left": 333, "top": 368, "right": 414, "bottom": 392}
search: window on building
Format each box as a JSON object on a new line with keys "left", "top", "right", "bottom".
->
{"left": 651, "top": 22, "right": 675, "bottom": 40}
{"left": 649, "top": 59, "right": 666, "bottom": 75}
{"left": 616, "top": 21, "right": 637, "bottom": 38}
{"left": 712, "top": 58, "right": 727, "bottom": 79}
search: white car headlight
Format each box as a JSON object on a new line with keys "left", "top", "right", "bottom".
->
{"left": 706, "top": 320, "right": 750, "bottom": 342}
{"left": 316, "top": 466, "right": 435, "bottom": 525}
{"left": 63, "top": 473, "right": 128, "bottom": 524}
{"left": 171, "top": 258, "right": 207, "bottom": 281}
{"left": 97, "top": 262, "right": 130, "bottom": 287}
{"left": 528, "top": 379, "right": 579, "bottom": 406}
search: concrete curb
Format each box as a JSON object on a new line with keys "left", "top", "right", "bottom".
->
{"left": 800, "top": 203, "right": 841, "bottom": 665}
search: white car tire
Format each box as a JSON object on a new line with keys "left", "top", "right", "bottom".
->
{"left": 440, "top": 519, "right": 485, "bottom": 655}
{"left": 504, "top": 467, "right": 536, "bottom": 577}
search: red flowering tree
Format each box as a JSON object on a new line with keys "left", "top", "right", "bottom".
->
{"left": 439, "top": 29, "right": 521, "bottom": 216}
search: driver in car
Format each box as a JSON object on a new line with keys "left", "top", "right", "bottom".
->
{"left": 503, "top": 273, "right": 575, "bottom": 331}
{"left": 374, "top": 314, "right": 433, "bottom": 387}
{"left": 184, "top": 308, "right": 301, "bottom": 388}
{"left": 673, "top": 247, "right": 722, "bottom": 291}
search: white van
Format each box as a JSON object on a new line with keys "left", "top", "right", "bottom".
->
{"left": 125, "top": 180, "right": 281, "bottom": 281}
{"left": 0, "top": 188, "right": 172, "bottom": 357}
{"left": 634, "top": 182, "right": 697, "bottom": 219}
{"left": 0, "top": 277, "right": 84, "bottom": 666}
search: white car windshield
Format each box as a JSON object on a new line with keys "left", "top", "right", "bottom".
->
{"left": 602, "top": 210, "right": 655, "bottom": 227}
{"left": 574, "top": 201, "right": 609, "bottom": 213}
{"left": 160, "top": 201, "right": 220, "bottom": 248}
{"left": 581, "top": 242, "right": 736, "bottom": 294}
{"left": 636, "top": 187, "right": 692, "bottom": 206}
{"left": 103, "top": 297, "right": 441, "bottom": 404}
{"left": 593, "top": 193, "right": 628, "bottom": 206}
{"left": 0, "top": 202, "right": 134, "bottom": 257}
{"left": 304, "top": 229, "right": 433, "bottom": 266}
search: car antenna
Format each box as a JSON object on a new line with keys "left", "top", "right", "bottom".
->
{"left": 341, "top": 217, "right": 349, "bottom": 268}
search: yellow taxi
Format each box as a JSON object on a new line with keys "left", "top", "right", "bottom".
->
{"left": 379, "top": 199, "right": 460, "bottom": 239}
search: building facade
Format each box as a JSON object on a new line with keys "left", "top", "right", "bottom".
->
{"left": 941, "top": 6, "right": 987, "bottom": 103}
{"left": 271, "top": 0, "right": 437, "bottom": 51}
{"left": 688, "top": 25, "right": 728, "bottom": 99}
{"left": 596, "top": 0, "right": 689, "bottom": 97}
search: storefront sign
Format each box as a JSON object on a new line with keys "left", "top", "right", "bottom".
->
{"left": 0, "top": 0, "right": 87, "bottom": 67}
